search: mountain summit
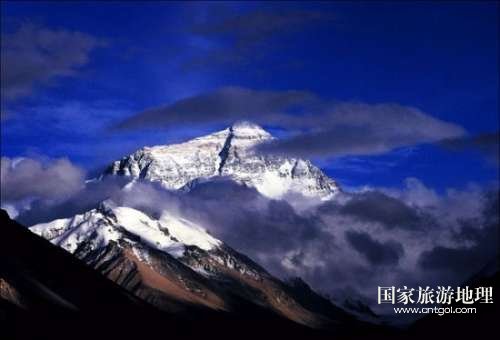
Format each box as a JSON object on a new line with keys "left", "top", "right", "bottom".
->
{"left": 105, "top": 122, "right": 340, "bottom": 200}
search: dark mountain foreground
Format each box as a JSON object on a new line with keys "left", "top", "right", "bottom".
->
{"left": 1, "top": 209, "right": 497, "bottom": 339}
{"left": 0, "top": 210, "right": 389, "bottom": 339}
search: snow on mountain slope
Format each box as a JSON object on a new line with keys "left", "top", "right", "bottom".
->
{"left": 30, "top": 200, "right": 220, "bottom": 259}
{"left": 27, "top": 201, "right": 263, "bottom": 292}
{"left": 105, "top": 121, "right": 340, "bottom": 200}
{"left": 29, "top": 202, "right": 350, "bottom": 327}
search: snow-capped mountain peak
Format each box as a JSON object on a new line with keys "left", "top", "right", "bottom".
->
{"left": 28, "top": 200, "right": 352, "bottom": 327}
{"left": 29, "top": 200, "right": 221, "bottom": 257}
{"left": 105, "top": 122, "right": 340, "bottom": 200}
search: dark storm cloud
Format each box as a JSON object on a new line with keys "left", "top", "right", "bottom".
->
{"left": 345, "top": 230, "right": 404, "bottom": 266}
{"left": 336, "top": 191, "right": 429, "bottom": 230}
{"left": 192, "top": 9, "right": 334, "bottom": 47}
{"left": 418, "top": 244, "right": 494, "bottom": 272}
{"left": 112, "top": 179, "right": 331, "bottom": 264}
{"left": 1, "top": 23, "right": 103, "bottom": 105}
{"left": 418, "top": 190, "right": 498, "bottom": 273}
{"left": 256, "top": 102, "right": 466, "bottom": 158}
{"left": 187, "top": 9, "right": 335, "bottom": 69}
{"left": 440, "top": 132, "right": 500, "bottom": 165}
{"left": 115, "top": 87, "right": 465, "bottom": 159}
{"left": 1, "top": 157, "right": 85, "bottom": 204}
{"left": 115, "top": 86, "right": 317, "bottom": 130}
{"left": 180, "top": 181, "right": 330, "bottom": 255}
{"left": 15, "top": 176, "right": 130, "bottom": 226}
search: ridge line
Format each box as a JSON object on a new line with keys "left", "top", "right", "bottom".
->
{"left": 217, "top": 127, "right": 234, "bottom": 175}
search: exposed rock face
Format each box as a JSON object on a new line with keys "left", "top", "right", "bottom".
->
{"left": 0, "top": 278, "right": 24, "bottom": 308}
{"left": 105, "top": 122, "right": 339, "bottom": 200}
{"left": 4, "top": 209, "right": 351, "bottom": 340}
{"left": 29, "top": 202, "right": 351, "bottom": 327}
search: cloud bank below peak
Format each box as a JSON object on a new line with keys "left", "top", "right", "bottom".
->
{"left": 11, "top": 174, "right": 497, "bottom": 314}
{"left": 114, "top": 86, "right": 466, "bottom": 159}
{"left": 0, "top": 156, "right": 86, "bottom": 218}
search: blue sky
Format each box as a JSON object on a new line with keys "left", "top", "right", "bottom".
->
{"left": 1, "top": 1, "right": 498, "bottom": 191}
